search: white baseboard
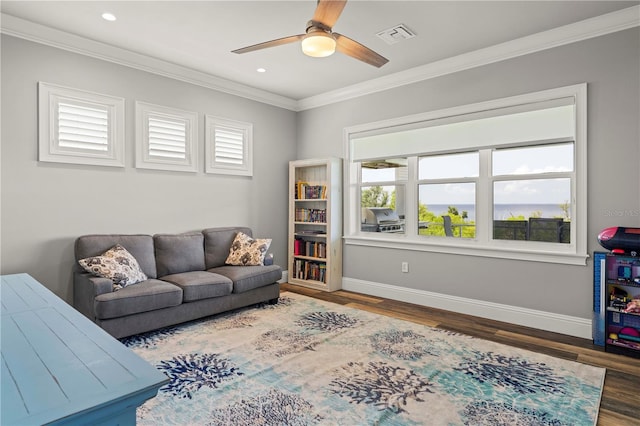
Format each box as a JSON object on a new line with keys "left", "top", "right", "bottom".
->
{"left": 342, "top": 277, "right": 592, "bottom": 340}
{"left": 280, "top": 270, "right": 289, "bottom": 284}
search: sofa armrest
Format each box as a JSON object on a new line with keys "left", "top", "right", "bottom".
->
{"left": 73, "top": 271, "right": 113, "bottom": 321}
{"left": 264, "top": 253, "right": 274, "bottom": 266}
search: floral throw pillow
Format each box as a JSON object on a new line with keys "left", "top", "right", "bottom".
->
{"left": 78, "top": 244, "right": 148, "bottom": 290}
{"left": 225, "top": 232, "right": 272, "bottom": 266}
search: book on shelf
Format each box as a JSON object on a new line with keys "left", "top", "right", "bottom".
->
{"left": 295, "top": 181, "right": 308, "bottom": 200}
{"left": 295, "top": 181, "right": 327, "bottom": 200}
{"left": 292, "top": 259, "right": 327, "bottom": 283}
{"left": 294, "top": 238, "right": 326, "bottom": 258}
{"left": 295, "top": 207, "right": 327, "bottom": 223}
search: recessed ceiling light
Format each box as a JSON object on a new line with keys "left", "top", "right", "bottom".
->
{"left": 101, "top": 12, "right": 117, "bottom": 22}
{"left": 256, "top": 68, "right": 266, "bottom": 73}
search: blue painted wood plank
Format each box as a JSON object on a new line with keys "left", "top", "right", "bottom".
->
{"left": 35, "top": 306, "right": 137, "bottom": 389}
{"left": 1, "top": 315, "right": 69, "bottom": 420}
{"left": 1, "top": 274, "right": 48, "bottom": 312}
{"left": 0, "top": 276, "right": 30, "bottom": 314}
{"left": 15, "top": 308, "right": 107, "bottom": 399}
{"left": 44, "top": 291, "right": 164, "bottom": 382}
{"left": 1, "top": 353, "right": 29, "bottom": 420}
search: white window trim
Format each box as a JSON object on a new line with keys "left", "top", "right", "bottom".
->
{"left": 38, "top": 82, "right": 125, "bottom": 167}
{"left": 343, "top": 84, "right": 588, "bottom": 265}
{"left": 135, "top": 102, "right": 198, "bottom": 173}
{"left": 205, "top": 115, "right": 253, "bottom": 177}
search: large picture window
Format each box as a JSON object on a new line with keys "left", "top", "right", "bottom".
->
{"left": 344, "top": 84, "right": 587, "bottom": 265}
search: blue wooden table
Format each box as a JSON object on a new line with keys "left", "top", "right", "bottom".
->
{"left": 1, "top": 273, "right": 168, "bottom": 425}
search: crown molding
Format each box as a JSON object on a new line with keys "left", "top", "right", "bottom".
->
{"left": 2, "top": 6, "right": 638, "bottom": 113}
{"left": 297, "top": 5, "right": 640, "bottom": 111}
{"left": 0, "top": 13, "right": 299, "bottom": 111}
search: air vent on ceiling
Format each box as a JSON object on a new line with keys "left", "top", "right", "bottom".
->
{"left": 376, "top": 24, "right": 416, "bottom": 45}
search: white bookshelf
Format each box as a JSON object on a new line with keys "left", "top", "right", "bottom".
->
{"left": 288, "top": 158, "right": 342, "bottom": 291}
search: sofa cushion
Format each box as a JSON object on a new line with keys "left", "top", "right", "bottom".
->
{"left": 161, "top": 271, "right": 233, "bottom": 302}
{"left": 154, "top": 233, "right": 205, "bottom": 277}
{"left": 203, "top": 227, "right": 252, "bottom": 269}
{"left": 75, "top": 234, "right": 157, "bottom": 279}
{"left": 94, "top": 279, "right": 183, "bottom": 320}
{"left": 78, "top": 244, "right": 148, "bottom": 291}
{"left": 226, "top": 232, "right": 272, "bottom": 266}
{"left": 210, "top": 265, "right": 282, "bottom": 294}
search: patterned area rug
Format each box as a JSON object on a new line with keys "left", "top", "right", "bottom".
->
{"left": 123, "top": 292, "right": 605, "bottom": 425}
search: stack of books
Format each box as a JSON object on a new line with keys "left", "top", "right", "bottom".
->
{"left": 294, "top": 239, "right": 326, "bottom": 258}
{"left": 295, "top": 181, "right": 327, "bottom": 200}
{"left": 294, "top": 208, "right": 327, "bottom": 223}
{"left": 292, "top": 259, "right": 326, "bottom": 282}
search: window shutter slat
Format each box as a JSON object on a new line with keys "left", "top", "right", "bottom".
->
{"left": 58, "top": 102, "right": 109, "bottom": 151}
{"left": 148, "top": 115, "right": 187, "bottom": 160}
{"left": 215, "top": 127, "right": 244, "bottom": 165}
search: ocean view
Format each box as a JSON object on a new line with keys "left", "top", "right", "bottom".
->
{"left": 427, "top": 204, "right": 569, "bottom": 222}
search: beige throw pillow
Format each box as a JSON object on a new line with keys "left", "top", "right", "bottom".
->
{"left": 78, "top": 244, "right": 148, "bottom": 290}
{"left": 225, "top": 232, "right": 271, "bottom": 266}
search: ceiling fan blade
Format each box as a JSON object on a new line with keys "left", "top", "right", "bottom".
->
{"left": 311, "top": 0, "right": 347, "bottom": 29}
{"left": 334, "top": 33, "right": 388, "bottom": 68}
{"left": 232, "top": 34, "right": 304, "bottom": 54}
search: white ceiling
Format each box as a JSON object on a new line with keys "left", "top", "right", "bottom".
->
{"left": 2, "top": 1, "right": 639, "bottom": 107}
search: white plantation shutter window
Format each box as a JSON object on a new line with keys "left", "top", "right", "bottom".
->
{"left": 206, "top": 116, "right": 253, "bottom": 176}
{"left": 38, "top": 82, "right": 124, "bottom": 167}
{"left": 135, "top": 102, "right": 198, "bottom": 172}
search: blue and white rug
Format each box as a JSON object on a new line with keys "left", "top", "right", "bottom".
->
{"left": 122, "top": 292, "right": 605, "bottom": 425}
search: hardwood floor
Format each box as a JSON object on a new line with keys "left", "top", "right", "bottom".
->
{"left": 281, "top": 283, "right": 640, "bottom": 426}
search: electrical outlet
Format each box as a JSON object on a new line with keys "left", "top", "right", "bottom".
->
{"left": 401, "top": 262, "right": 409, "bottom": 273}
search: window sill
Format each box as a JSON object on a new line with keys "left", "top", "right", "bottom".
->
{"left": 343, "top": 235, "right": 589, "bottom": 266}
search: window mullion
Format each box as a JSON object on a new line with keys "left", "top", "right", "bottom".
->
{"left": 404, "top": 157, "right": 418, "bottom": 236}
{"left": 493, "top": 171, "right": 572, "bottom": 182}
{"left": 477, "top": 149, "right": 491, "bottom": 244}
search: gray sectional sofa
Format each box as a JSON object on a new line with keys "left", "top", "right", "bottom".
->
{"left": 73, "top": 226, "right": 281, "bottom": 338}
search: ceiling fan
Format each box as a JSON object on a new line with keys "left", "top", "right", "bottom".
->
{"left": 232, "top": 0, "right": 388, "bottom": 68}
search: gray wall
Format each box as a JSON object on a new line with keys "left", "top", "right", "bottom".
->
{"left": 1, "top": 35, "right": 297, "bottom": 302}
{"left": 297, "top": 28, "right": 640, "bottom": 320}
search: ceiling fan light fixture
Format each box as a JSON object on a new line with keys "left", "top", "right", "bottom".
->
{"left": 232, "top": 1, "right": 387, "bottom": 67}
{"left": 301, "top": 30, "right": 336, "bottom": 58}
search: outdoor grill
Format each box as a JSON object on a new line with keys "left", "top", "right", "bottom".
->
{"left": 361, "top": 207, "right": 405, "bottom": 233}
